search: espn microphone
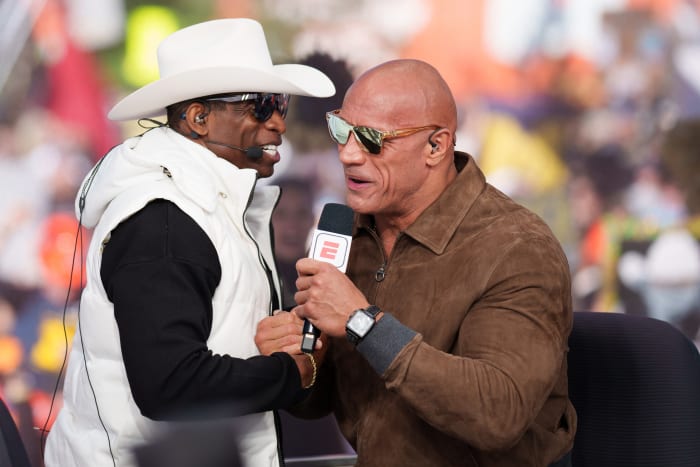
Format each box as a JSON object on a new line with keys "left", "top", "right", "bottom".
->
{"left": 206, "top": 140, "right": 264, "bottom": 158}
{"left": 301, "top": 203, "right": 354, "bottom": 353}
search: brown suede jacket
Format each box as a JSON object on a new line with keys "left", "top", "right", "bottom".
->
{"left": 296, "top": 152, "right": 576, "bottom": 466}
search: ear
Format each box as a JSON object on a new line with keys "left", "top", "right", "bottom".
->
{"left": 425, "top": 128, "right": 453, "bottom": 167}
{"left": 182, "top": 102, "right": 209, "bottom": 139}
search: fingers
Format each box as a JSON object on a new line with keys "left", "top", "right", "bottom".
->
{"left": 294, "top": 262, "right": 338, "bottom": 303}
{"left": 256, "top": 330, "right": 300, "bottom": 355}
{"left": 277, "top": 335, "right": 306, "bottom": 355}
{"left": 255, "top": 312, "right": 305, "bottom": 355}
{"left": 257, "top": 313, "right": 302, "bottom": 337}
{"left": 258, "top": 327, "right": 323, "bottom": 355}
{"left": 295, "top": 257, "right": 317, "bottom": 276}
{"left": 293, "top": 289, "right": 308, "bottom": 308}
{"left": 291, "top": 303, "right": 311, "bottom": 321}
{"left": 255, "top": 309, "right": 326, "bottom": 356}
{"left": 269, "top": 309, "right": 303, "bottom": 325}
{"left": 296, "top": 258, "right": 338, "bottom": 277}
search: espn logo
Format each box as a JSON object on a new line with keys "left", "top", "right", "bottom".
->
{"left": 310, "top": 232, "right": 351, "bottom": 272}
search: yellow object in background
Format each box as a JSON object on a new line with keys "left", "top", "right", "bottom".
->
{"left": 31, "top": 316, "right": 76, "bottom": 373}
{"left": 121, "top": 5, "right": 180, "bottom": 88}
{"left": 479, "top": 114, "right": 568, "bottom": 196}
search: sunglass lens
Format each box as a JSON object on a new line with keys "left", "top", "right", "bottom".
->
{"left": 276, "top": 94, "right": 289, "bottom": 118}
{"left": 254, "top": 94, "right": 289, "bottom": 122}
{"left": 354, "top": 127, "right": 382, "bottom": 154}
{"left": 328, "top": 114, "right": 351, "bottom": 144}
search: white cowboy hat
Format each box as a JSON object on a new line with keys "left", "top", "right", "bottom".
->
{"left": 108, "top": 18, "right": 336, "bottom": 121}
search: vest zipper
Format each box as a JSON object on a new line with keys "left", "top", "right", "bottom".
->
{"left": 241, "top": 182, "right": 281, "bottom": 315}
{"left": 239, "top": 183, "right": 284, "bottom": 466}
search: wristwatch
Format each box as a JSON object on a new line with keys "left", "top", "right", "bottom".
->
{"left": 346, "top": 305, "right": 381, "bottom": 345}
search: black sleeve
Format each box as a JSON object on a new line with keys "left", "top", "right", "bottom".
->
{"left": 101, "top": 199, "right": 305, "bottom": 421}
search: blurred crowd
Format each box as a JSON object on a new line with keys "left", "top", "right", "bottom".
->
{"left": 1, "top": 0, "right": 700, "bottom": 465}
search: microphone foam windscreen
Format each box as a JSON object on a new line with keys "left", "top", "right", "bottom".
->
{"left": 317, "top": 203, "right": 354, "bottom": 235}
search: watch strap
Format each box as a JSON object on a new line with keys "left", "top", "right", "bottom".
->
{"left": 363, "top": 305, "right": 381, "bottom": 319}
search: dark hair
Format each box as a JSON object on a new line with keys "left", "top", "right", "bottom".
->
{"left": 284, "top": 52, "right": 354, "bottom": 153}
{"left": 569, "top": 143, "right": 634, "bottom": 210}
{"left": 289, "top": 52, "right": 354, "bottom": 125}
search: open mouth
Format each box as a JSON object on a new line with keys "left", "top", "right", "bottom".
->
{"left": 347, "top": 175, "right": 370, "bottom": 186}
{"left": 261, "top": 145, "right": 278, "bottom": 156}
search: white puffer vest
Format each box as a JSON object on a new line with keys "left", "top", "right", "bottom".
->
{"left": 45, "top": 128, "right": 282, "bottom": 467}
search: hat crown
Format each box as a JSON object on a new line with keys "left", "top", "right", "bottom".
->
{"left": 158, "top": 18, "right": 273, "bottom": 79}
{"left": 108, "top": 17, "right": 335, "bottom": 121}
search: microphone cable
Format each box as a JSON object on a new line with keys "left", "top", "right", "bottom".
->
{"left": 40, "top": 154, "right": 117, "bottom": 467}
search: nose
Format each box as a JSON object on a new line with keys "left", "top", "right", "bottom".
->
{"left": 338, "top": 131, "right": 368, "bottom": 166}
{"left": 265, "top": 110, "right": 287, "bottom": 134}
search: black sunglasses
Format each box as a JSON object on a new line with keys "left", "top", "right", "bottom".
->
{"left": 326, "top": 110, "right": 441, "bottom": 155}
{"left": 207, "top": 93, "right": 290, "bottom": 122}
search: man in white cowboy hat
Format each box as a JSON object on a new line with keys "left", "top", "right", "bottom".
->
{"left": 44, "top": 18, "right": 335, "bottom": 467}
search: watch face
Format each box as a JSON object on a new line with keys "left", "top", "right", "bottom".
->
{"left": 348, "top": 311, "right": 375, "bottom": 336}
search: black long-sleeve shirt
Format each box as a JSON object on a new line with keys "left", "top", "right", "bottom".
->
{"left": 100, "top": 199, "right": 303, "bottom": 421}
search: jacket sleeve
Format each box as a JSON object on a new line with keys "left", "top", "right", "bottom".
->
{"left": 101, "top": 199, "right": 305, "bottom": 421}
{"left": 356, "top": 236, "right": 572, "bottom": 451}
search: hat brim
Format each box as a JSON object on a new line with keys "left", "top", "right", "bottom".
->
{"left": 108, "top": 64, "right": 336, "bottom": 121}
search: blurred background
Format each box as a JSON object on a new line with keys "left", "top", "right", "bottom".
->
{"left": 1, "top": 0, "right": 700, "bottom": 465}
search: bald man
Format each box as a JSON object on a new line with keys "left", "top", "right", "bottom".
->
{"left": 256, "top": 59, "right": 576, "bottom": 467}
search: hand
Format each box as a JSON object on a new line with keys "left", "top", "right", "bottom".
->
{"left": 255, "top": 310, "right": 321, "bottom": 355}
{"left": 293, "top": 258, "right": 369, "bottom": 338}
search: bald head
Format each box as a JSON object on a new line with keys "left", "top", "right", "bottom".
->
{"left": 336, "top": 59, "right": 459, "bottom": 234}
{"left": 343, "top": 59, "right": 457, "bottom": 134}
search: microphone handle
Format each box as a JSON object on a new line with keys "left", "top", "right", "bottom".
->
{"left": 301, "top": 319, "right": 320, "bottom": 353}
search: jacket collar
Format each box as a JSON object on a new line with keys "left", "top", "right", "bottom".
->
{"left": 77, "top": 127, "right": 264, "bottom": 228}
{"left": 356, "top": 151, "right": 486, "bottom": 255}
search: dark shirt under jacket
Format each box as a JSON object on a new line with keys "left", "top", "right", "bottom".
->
{"left": 101, "top": 199, "right": 304, "bottom": 420}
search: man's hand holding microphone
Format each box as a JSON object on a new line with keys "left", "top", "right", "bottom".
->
{"left": 255, "top": 203, "right": 370, "bottom": 390}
